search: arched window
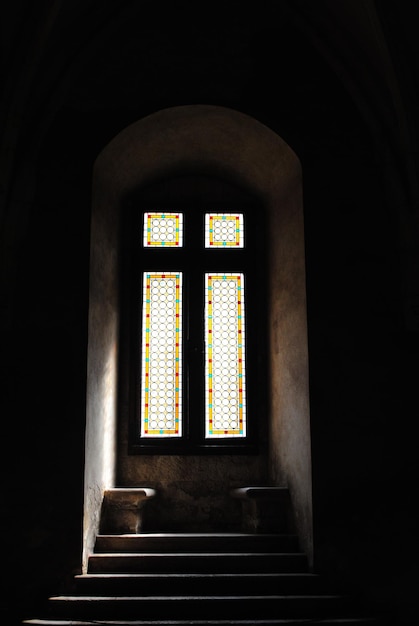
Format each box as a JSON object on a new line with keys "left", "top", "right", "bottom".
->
{"left": 84, "top": 105, "right": 312, "bottom": 570}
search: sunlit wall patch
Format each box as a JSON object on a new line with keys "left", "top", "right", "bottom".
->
{"left": 204, "top": 273, "right": 246, "bottom": 438}
{"left": 140, "top": 272, "right": 182, "bottom": 437}
{"left": 143, "top": 212, "right": 183, "bottom": 247}
{"left": 205, "top": 213, "right": 244, "bottom": 248}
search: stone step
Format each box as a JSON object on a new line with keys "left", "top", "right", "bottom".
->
{"left": 23, "top": 531, "right": 385, "bottom": 626}
{"left": 74, "top": 571, "right": 325, "bottom": 596}
{"left": 94, "top": 533, "right": 300, "bottom": 553}
{"left": 23, "top": 618, "right": 384, "bottom": 626}
{"left": 87, "top": 552, "right": 309, "bottom": 574}
{"left": 45, "top": 594, "right": 359, "bottom": 621}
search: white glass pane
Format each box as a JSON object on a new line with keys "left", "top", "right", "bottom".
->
{"left": 205, "top": 213, "right": 244, "bottom": 248}
{"left": 140, "top": 272, "right": 182, "bottom": 437}
{"left": 205, "top": 273, "right": 246, "bottom": 438}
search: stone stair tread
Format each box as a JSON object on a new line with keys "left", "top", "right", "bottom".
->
{"left": 94, "top": 533, "right": 300, "bottom": 553}
{"left": 74, "top": 571, "right": 324, "bottom": 595}
{"left": 46, "top": 594, "right": 356, "bottom": 619}
{"left": 87, "top": 551, "right": 308, "bottom": 574}
{"left": 96, "top": 532, "right": 294, "bottom": 538}
{"left": 94, "top": 533, "right": 298, "bottom": 542}
{"left": 90, "top": 551, "right": 305, "bottom": 556}
{"left": 98, "top": 532, "right": 284, "bottom": 536}
{"left": 45, "top": 593, "right": 362, "bottom": 620}
{"left": 51, "top": 594, "right": 346, "bottom": 600}
{"left": 76, "top": 571, "right": 320, "bottom": 579}
{"left": 76, "top": 571, "right": 321, "bottom": 583}
{"left": 23, "top": 618, "right": 382, "bottom": 625}
{"left": 87, "top": 555, "right": 309, "bottom": 575}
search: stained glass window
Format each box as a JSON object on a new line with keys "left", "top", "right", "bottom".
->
{"left": 140, "top": 272, "right": 182, "bottom": 437}
{"left": 205, "top": 273, "right": 246, "bottom": 438}
{"left": 205, "top": 213, "right": 244, "bottom": 248}
{"left": 133, "top": 205, "right": 259, "bottom": 454}
{"left": 143, "top": 212, "right": 183, "bottom": 247}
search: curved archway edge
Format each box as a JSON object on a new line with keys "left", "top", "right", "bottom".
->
{"left": 84, "top": 104, "right": 312, "bottom": 569}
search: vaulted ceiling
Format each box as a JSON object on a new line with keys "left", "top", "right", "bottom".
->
{"left": 1, "top": 1, "right": 418, "bottom": 301}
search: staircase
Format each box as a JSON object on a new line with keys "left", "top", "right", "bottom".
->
{"left": 23, "top": 530, "right": 386, "bottom": 625}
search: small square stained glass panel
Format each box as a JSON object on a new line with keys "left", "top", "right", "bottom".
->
{"left": 205, "top": 213, "right": 244, "bottom": 248}
{"left": 143, "top": 212, "right": 183, "bottom": 247}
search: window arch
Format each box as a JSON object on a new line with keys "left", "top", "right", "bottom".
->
{"left": 84, "top": 105, "right": 312, "bottom": 570}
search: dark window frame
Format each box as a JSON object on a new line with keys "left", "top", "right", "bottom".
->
{"left": 121, "top": 187, "right": 267, "bottom": 455}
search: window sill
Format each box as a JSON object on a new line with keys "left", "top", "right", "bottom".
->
{"left": 128, "top": 440, "right": 258, "bottom": 455}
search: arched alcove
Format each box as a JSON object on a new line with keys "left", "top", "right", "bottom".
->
{"left": 84, "top": 104, "right": 312, "bottom": 570}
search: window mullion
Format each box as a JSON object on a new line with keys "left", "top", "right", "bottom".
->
{"left": 185, "top": 261, "right": 205, "bottom": 444}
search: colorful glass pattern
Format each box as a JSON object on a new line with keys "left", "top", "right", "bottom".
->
{"left": 205, "top": 273, "right": 246, "bottom": 438}
{"left": 143, "top": 212, "right": 183, "bottom": 247}
{"left": 140, "top": 272, "right": 182, "bottom": 437}
{"left": 205, "top": 213, "right": 244, "bottom": 248}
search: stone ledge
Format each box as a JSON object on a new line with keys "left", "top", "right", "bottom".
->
{"left": 231, "top": 486, "right": 291, "bottom": 533}
{"left": 231, "top": 486, "right": 289, "bottom": 500}
{"left": 100, "top": 488, "right": 157, "bottom": 534}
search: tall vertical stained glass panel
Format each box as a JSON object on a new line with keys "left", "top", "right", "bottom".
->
{"left": 143, "top": 212, "right": 183, "bottom": 247}
{"left": 205, "top": 213, "right": 244, "bottom": 248}
{"left": 205, "top": 273, "right": 246, "bottom": 438}
{"left": 140, "top": 272, "right": 182, "bottom": 437}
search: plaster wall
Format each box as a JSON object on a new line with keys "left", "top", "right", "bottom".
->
{"left": 84, "top": 186, "right": 119, "bottom": 570}
{"left": 84, "top": 104, "right": 312, "bottom": 568}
